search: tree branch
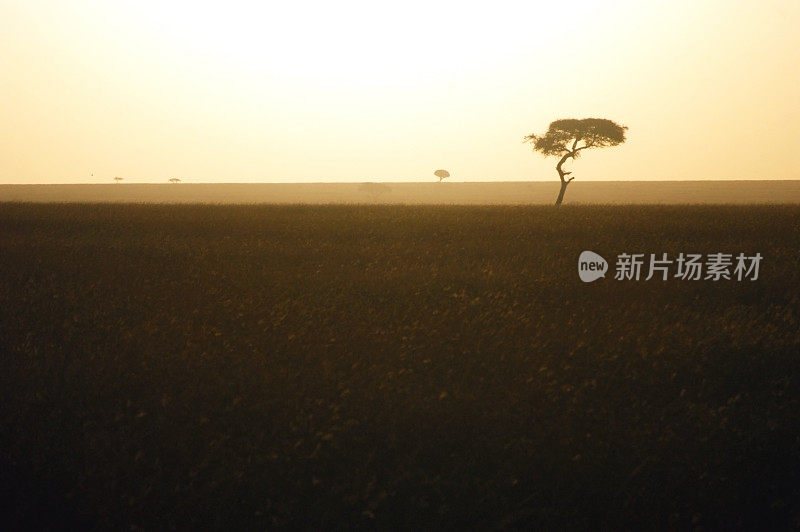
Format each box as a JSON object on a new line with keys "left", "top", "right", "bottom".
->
{"left": 555, "top": 152, "right": 573, "bottom": 182}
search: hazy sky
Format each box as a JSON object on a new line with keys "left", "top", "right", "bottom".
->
{"left": 2, "top": 0, "right": 799, "bottom": 183}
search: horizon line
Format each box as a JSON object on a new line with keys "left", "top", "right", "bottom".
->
{"left": 2, "top": 178, "right": 800, "bottom": 186}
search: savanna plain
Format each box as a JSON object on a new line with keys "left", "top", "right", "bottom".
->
{"left": 1, "top": 203, "right": 799, "bottom": 529}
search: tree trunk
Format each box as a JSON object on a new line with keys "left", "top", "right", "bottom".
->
{"left": 554, "top": 152, "right": 573, "bottom": 206}
{"left": 555, "top": 180, "right": 569, "bottom": 206}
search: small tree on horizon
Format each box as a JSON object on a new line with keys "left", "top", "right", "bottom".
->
{"left": 113, "top": 176, "right": 123, "bottom": 183}
{"left": 434, "top": 169, "right": 450, "bottom": 182}
{"left": 358, "top": 182, "right": 391, "bottom": 202}
{"left": 524, "top": 118, "right": 627, "bottom": 205}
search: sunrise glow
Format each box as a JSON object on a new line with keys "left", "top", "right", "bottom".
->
{"left": 2, "top": 0, "right": 798, "bottom": 182}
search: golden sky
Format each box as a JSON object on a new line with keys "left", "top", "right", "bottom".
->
{"left": 2, "top": 0, "right": 799, "bottom": 183}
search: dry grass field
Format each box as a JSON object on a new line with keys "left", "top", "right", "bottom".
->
{"left": 1, "top": 203, "right": 799, "bottom": 529}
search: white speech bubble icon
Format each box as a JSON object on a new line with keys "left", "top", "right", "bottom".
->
{"left": 578, "top": 251, "right": 608, "bottom": 282}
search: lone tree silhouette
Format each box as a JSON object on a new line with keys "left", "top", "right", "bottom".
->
{"left": 434, "top": 169, "right": 449, "bottom": 182}
{"left": 524, "top": 118, "right": 627, "bottom": 205}
{"left": 113, "top": 176, "right": 123, "bottom": 183}
{"left": 169, "top": 178, "right": 181, "bottom": 183}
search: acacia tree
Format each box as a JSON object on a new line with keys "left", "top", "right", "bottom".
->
{"left": 524, "top": 118, "right": 627, "bottom": 205}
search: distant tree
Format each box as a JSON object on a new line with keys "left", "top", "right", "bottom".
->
{"left": 113, "top": 176, "right": 123, "bottom": 183}
{"left": 434, "top": 169, "right": 450, "bottom": 182}
{"left": 524, "top": 118, "right": 627, "bottom": 205}
{"left": 169, "top": 178, "right": 181, "bottom": 183}
{"left": 358, "top": 182, "right": 391, "bottom": 202}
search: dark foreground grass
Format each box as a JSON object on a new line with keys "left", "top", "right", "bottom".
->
{"left": 1, "top": 204, "right": 799, "bottom": 529}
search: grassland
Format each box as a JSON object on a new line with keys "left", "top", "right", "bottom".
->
{"left": 2, "top": 180, "right": 800, "bottom": 204}
{"left": 1, "top": 204, "right": 799, "bottom": 529}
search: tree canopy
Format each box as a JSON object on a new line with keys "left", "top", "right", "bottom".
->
{"left": 524, "top": 118, "right": 627, "bottom": 157}
{"left": 524, "top": 118, "right": 627, "bottom": 205}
